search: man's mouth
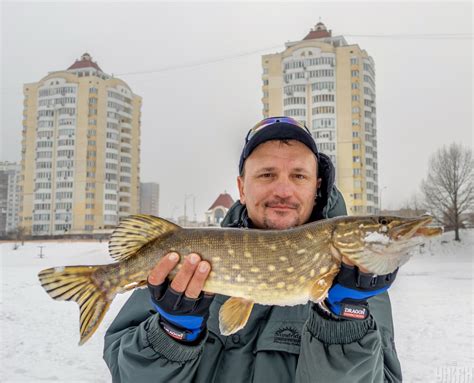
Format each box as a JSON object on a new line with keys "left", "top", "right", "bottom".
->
{"left": 265, "top": 202, "right": 298, "bottom": 211}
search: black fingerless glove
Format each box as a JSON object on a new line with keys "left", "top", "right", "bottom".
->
{"left": 148, "top": 278, "right": 214, "bottom": 342}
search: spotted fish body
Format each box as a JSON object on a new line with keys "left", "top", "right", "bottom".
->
{"left": 106, "top": 223, "right": 337, "bottom": 307}
{"left": 38, "top": 214, "right": 442, "bottom": 345}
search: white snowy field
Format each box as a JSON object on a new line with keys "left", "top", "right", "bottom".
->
{"left": 1, "top": 231, "right": 473, "bottom": 382}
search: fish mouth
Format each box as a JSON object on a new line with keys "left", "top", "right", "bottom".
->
{"left": 413, "top": 225, "right": 444, "bottom": 237}
{"left": 390, "top": 215, "right": 441, "bottom": 240}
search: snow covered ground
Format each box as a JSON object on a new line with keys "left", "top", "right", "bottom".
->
{"left": 1, "top": 230, "right": 473, "bottom": 382}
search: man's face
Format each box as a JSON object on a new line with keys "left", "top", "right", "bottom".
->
{"left": 237, "top": 140, "right": 321, "bottom": 230}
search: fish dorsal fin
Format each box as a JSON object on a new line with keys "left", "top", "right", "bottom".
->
{"left": 219, "top": 297, "right": 254, "bottom": 336}
{"left": 109, "top": 215, "right": 180, "bottom": 262}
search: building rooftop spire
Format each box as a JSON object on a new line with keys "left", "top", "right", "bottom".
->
{"left": 303, "top": 21, "right": 332, "bottom": 40}
{"left": 67, "top": 53, "right": 103, "bottom": 72}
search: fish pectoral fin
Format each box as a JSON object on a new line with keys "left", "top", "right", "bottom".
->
{"left": 109, "top": 215, "right": 180, "bottom": 262}
{"left": 120, "top": 279, "right": 147, "bottom": 292}
{"left": 219, "top": 297, "right": 254, "bottom": 336}
{"left": 308, "top": 268, "right": 339, "bottom": 303}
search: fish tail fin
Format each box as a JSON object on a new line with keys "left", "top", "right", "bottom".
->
{"left": 38, "top": 265, "right": 114, "bottom": 345}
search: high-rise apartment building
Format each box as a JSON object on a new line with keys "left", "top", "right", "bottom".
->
{"left": 0, "top": 162, "right": 21, "bottom": 235}
{"left": 139, "top": 182, "right": 160, "bottom": 217}
{"left": 262, "top": 22, "right": 378, "bottom": 214}
{"left": 20, "top": 53, "right": 142, "bottom": 235}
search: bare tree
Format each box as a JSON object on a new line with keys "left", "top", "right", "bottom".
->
{"left": 10, "top": 225, "right": 27, "bottom": 245}
{"left": 421, "top": 143, "right": 473, "bottom": 241}
{"left": 402, "top": 192, "right": 425, "bottom": 216}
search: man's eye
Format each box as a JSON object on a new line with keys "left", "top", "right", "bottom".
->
{"left": 294, "top": 174, "right": 306, "bottom": 180}
{"left": 258, "top": 173, "right": 274, "bottom": 178}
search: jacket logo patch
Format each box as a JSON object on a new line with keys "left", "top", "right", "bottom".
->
{"left": 163, "top": 325, "right": 185, "bottom": 340}
{"left": 274, "top": 326, "right": 301, "bottom": 346}
{"left": 341, "top": 304, "right": 367, "bottom": 320}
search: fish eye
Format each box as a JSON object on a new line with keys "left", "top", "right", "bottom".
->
{"left": 378, "top": 217, "right": 388, "bottom": 225}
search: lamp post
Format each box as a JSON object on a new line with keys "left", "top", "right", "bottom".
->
{"left": 379, "top": 186, "right": 388, "bottom": 213}
{"left": 184, "top": 194, "right": 194, "bottom": 227}
{"left": 171, "top": 205, "right": 179, "bottom": 222}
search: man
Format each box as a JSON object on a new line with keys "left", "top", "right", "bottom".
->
{"left": 104, "top": 117, "right": 402, "bottom": 382}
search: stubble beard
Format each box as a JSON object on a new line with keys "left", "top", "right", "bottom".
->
{"left": 262, "top": 210, "right": 300, "bottom": 230}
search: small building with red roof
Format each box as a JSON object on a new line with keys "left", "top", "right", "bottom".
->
{"left": 205, "top": 192, "right": 234, "bottom": 226}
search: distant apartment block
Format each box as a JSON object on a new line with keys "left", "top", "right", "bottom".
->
{"left": 262, "top": 22, "right": 379, "bottom": 214}
{"left": 140, "top": 182, "right": 160, "bottom": 217}
{"left": 20, "top": 53, "right": 142, "bottom": 235}
{"left": 0, "top": 162, "right": 21, "bottom": 234}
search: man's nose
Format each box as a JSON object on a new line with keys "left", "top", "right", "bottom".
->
{"left": 273, "top": 177, "right": 293, "bottom": 198}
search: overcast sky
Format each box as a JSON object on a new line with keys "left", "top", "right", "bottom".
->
{"left": 1, "top": 1, "right": 472, "bottom": 220}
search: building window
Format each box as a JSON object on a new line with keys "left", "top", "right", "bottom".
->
{"left": 285, "top": 85, "right": 306, "bottom": 93}
{"left": 284, "top": 97, "right": 306, "bottom": 106}
{"left": 309, "top": 69, "right": 334, "bottom": 78}
{"left": 319, "top": 142, "right": 336, "bottom": 151}
{"left": 313, "top": 106, "right": 335, "bottom": 115}
{"left": 312, "top": 118, "right": 335, "bottom": 129}
{"left": 284, "top": 108, "right": 306, "bottom": 117}
{"left": 312, "top": 94, "right": 335, "bottom": 103}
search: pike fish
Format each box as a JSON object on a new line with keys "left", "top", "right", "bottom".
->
{"left": 38, "top": 214, "right": 442, "bottom": 345}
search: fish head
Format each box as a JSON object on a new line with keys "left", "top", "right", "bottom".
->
{"left": 331, "top": 215, "right": 443, "bottom": 275}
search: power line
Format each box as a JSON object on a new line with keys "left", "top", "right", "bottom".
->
{"left": 115, "top": 44, "right": 283, "bottom": 77}
{"left": 345, "top": 33, "right": 472, "bottom": 39}
{"left": 115, "top": 33, "right": 473, "bottom": 77}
